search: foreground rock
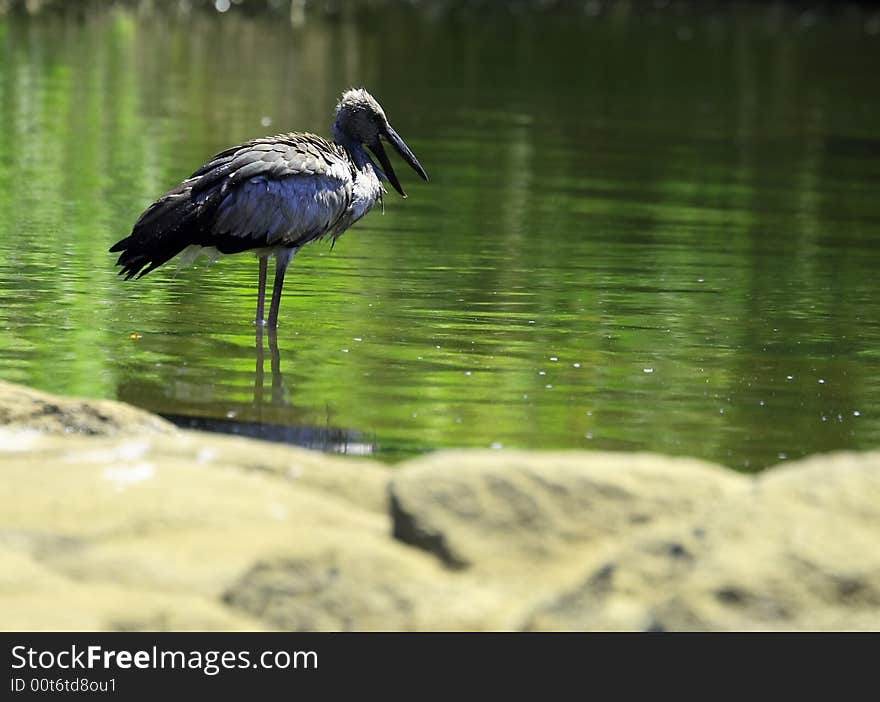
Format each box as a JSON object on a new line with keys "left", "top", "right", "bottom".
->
{"left": 389, "top": 451, "right": 743, "bottom": 569}
{"left": 0, "top": 380, "right": 174, "bottom": 437}
{"left": 0, "top": 381, "right": 878, "bottom": 631}
{"left": 523, "top": 452, "right": 880, "bottom": 631}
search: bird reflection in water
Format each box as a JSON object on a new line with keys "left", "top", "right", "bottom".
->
{"left": 254, "top": 325, "right": 284, "bottom": 406}
{"left": 162, "top": 328, "right": 375, "bottom": 456}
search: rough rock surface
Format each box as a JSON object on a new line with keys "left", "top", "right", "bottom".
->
{"left": 0, "top": 380, "right": 174, "bottom": 437}
{"left": 1, "top": 381, "right": 878, "bottom": 631}
{"left": 522, "top": 452, "right": 880, "bottom": 631}
{"left": 389, "top": 451, "right": 744, "bottom": 569}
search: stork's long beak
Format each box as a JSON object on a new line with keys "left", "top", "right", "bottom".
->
{"left": 370, "top": 124, "right": 428, "bottom": 198}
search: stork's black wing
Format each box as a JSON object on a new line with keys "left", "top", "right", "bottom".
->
{"left": 110, "top": 134, "right": 355, "bottom": 280}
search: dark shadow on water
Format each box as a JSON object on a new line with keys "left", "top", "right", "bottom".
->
{"left": 162, "top": 412, "right": 375, "bottom": 456}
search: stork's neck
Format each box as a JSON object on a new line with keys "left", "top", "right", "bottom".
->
{"left": 333, "top": 129, "right": 384, "bottom": 225}
{"left": 332, "top": 126, "right": 371, "bottom": 172}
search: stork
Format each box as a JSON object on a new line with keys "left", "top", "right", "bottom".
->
{"left": 110, "top": 88, "right": 428, "bottom": 328}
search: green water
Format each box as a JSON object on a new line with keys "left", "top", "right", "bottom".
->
{"left": 0, "top": 3, "right": 879, "bottom": 469}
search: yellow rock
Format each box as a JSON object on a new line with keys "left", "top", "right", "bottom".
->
{"left": 1, "top": 380, "right": 879, "bottom": 631}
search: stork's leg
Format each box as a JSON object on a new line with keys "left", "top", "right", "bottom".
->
{"left": 255, "top": 255, "right": 268, "bottom": 325}
{"left": 267, "top": 248, "right": 296, "bottom": 329}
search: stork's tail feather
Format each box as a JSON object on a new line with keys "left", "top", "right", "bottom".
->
{"left": 110, "top": 184, "right": 201, "bottom": 280}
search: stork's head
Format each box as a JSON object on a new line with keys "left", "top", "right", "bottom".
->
{"left": 333, "top": 88, "right": 428, "bottom": 197}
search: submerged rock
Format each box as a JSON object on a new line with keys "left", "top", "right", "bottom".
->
{"left": 1, "top": 380, "right": 878, "bottom": 631}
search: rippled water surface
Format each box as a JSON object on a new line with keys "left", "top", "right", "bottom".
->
{"left": 1, "top": 3, "right": 879, "bottom": 469}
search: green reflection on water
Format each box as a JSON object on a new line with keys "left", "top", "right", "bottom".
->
{"left": 0, "top": 4, "right": 879, "bottom": 469}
